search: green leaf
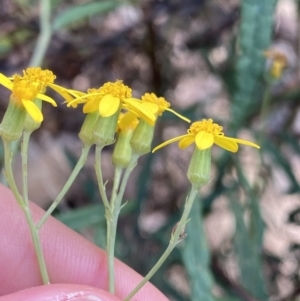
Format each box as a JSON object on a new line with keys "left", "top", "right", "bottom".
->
{"left": 52, "top": 1, "right": 120, "bottom": 31}
{"left": 230, "top": 194, "right": 268, "bottom": 301}
{"left": 181, "top": 201, "right": 214, "bottom": 301}
{"left": 54, "top": 203, "right": 105, "bottom": 231}
{"left": 230, "top": 0, "right": 278, "bottom": 129}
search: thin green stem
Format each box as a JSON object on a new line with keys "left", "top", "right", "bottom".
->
{"left": 124, "top": 184, "right": 199, "bottom": 301}
{"left": 22, "top": 131, "right": 31, "bottom": 206}
{"left": 3, "top": 139, "right": 50, "bottom": 284}
{"left": 23, "top": 206, "right": 50, "bottom": 284}
{"left": 95, "top": 145, "right": 110, "bottom": 209}
{"left": 29, "top": 0, "right": 52, "bottom": 67}
{"left": 107, "top": 166, "right": 123, "bottom": 294}
{"left": 116, "top": 154, "right": 139, "bottom": 206}
{"left": 1, "top": 140, "right": 19, "bottom": 186}
{"left": 3, "top": 140, "right": 24, "bottom": 207}
{"left": 106, "top": 154, "right": 139, "bottom": 293}
{"left": 37, "top": 144, "right": 91, "bottom": 229}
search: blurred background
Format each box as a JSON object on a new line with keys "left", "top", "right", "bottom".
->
{"left": 1, "top": 0, "right": 300, "bottom": 300}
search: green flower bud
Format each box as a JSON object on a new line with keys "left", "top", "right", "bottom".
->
{"left": 112, "top": 130, "right": 133, "bottom": 167}
{"left": 0, "top": 98, "right": 26, "bottom": 141}
{"left": 23, "top": 99, "right": 42, "bottom": 133}
{"left": 92, "top": 109, "right": 120, "bottom": 146}
{"left": 79, "top": 111, "right": 98, "bottom": 146}
{"left": 187, "top": 147, "right": 211, "bottom": 187}
{"left": 130, "top": 119, "right": 154, "bottom": 155}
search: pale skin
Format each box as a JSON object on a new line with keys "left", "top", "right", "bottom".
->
{"left": 0, "top": 184, "right": 169, "bottom": 301}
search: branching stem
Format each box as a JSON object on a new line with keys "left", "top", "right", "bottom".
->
{"left": 37, "top": 144, "right": 91, "bottom": 229}
{"left": 124, "top": 184, "right": 200, "bottom": 301}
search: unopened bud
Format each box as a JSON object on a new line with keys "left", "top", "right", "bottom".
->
{"left": 187, "top": 148, "right": 211, "bottom": 187}
{"left": 93, "top": 109, "right": 120, "bottom": 146}
{"left": 0, "top": 98, "right": 26, "bottom": 141}
{"left": 130, "top": 119, "right": 155, "bottom": 155}
{"left": 79, "top": 111, "right": 98, "bottom": 146}
{"left": 112, "top": 130, "right": 133, "bottom": 167}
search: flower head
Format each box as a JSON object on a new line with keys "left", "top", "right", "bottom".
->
{"left": 141, "top": 93, "right": 190, "bottom": 122}
{"left": 12, "top": 75, "right": 40, "bottom": 103}
{"left": 153, "top": 118, "right": 260, "bottom": 153}
{"left": 18, "top": 67, "right": 56, "bottom": 92}
{"left": 264, "top": 50, "right": 288, "bottom": 79}
{"left": 0, "top": 67, "right": 86, "bottom": 123}
{"left": 0, "top": 69, "right": 58, "bottom": 123}
{"left": 88, "top": 81, "right": 132, "bottom": 116}
{"left": 67, "top": 81, "right": 156, "bottom": 126}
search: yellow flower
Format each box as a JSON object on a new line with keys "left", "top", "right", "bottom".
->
{"left": 141, "top": 93, "right": 190, "bottom": 122}
{"left": 22, "top": 67, "right": 82, "bottom": 103}
{"left": 18, "top": 67, "right": 56, "bottom": 91}
{"left": 0, "top": 72, "right": 57, "bottom": 123}
{"left": 130, "top": 93, "right": 190, "bottom": 155}
{"left": 67, "top": 81, "right": 156, "bottom": 126}
{"left": 153, "top": 119, "right": 260, "bottom": 153}
{"left": 0, "top": 67, "right": 84, "bottom": 122}
{"left": 264, "top": 50, "right": 288, "bottom": 79}
{"left": 117, "top": 112, "right": 139, "bottom": 133}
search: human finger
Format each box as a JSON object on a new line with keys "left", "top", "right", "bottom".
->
{"left": 0, "top": 284, "right": 121, "bottom": 301}
{"left": 0, "top": 184, "right": 169, "bottom": 301}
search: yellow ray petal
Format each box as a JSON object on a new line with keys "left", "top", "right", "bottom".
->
{"left": 124, "top": 98, "right": 156, "bottom": 126}
{"left": 67, "top": 89, "right": 86, "bottom": 97}
{"left": 99, "top": 94, "right": 120, "bottom": 117}
{"left": 142, "top": 102, "right": 159, "bottom": 114}
{"left": 36, "top": 93, "right": 57, "bottom": 106}
{"left": 22, "top": 100, "right": 43, "bottom": 122}
{"left": 83, "top": 99, "right": 99, "bottom": 113}
{"left": 214, "top": 136, "right": 238, "bottom": 153}
{"left": 221, "top": 136, "right": 260, "bottom": 149}
{"left": 119, "top": 111, "right": 138, "bottom": 131}
{"left": 178, "top": 135, "right": 195, "bottom": 149}
{"left": 49, "top": 83, "right": 75, "bottom": 103}
{"left": 0, "top": 73, "right": 13, "bottom": 91}
{"left": 67, "top": 96, "right": 87, "bottom": 107}
{"left": 166, "top": 108, "right": 191, "bottom": 123}
{"left": 152, "top": 134, "right": 191, "bottom": 153}
{"left": 195, "top": 131, "right": 214, "bottom": 150}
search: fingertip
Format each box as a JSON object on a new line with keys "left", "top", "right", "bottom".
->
{"left": 0, "top": 284, "right": 121, "bottom": 301}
